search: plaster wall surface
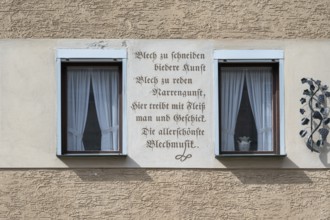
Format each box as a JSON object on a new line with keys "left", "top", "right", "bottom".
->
{"left": 1, "top": 0, "right": 330, "bottom": 219}
{"left": 0, "top": 0, "right": 329, "bottom": 39}
{"left": 0, "top": 169, "right": 329, "bottom": 219}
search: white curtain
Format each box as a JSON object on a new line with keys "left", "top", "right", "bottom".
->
{"left": 221, "top": 68, "right": 245, "bottom": 151}
{"left": 246, "top": 67, "right": 273, "bottom": 151}
{"left": 67, "top": 68, "right": 91, "bottom": 151}
{"left": 91, "top": 67, "right": 119, "bottom": 151}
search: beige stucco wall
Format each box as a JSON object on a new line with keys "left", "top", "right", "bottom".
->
{"left": 0, "top": 169, "right": 329, "bottom": 219}
{"left": 1, "top": 0, "right": 330, "bottom": 219}
{"left": 0, "top": 0, "right": 329, "bottom": 39}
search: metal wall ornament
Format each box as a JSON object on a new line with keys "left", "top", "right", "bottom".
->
{"left": 300, "top": 78, "right": 330, "bottom": 152}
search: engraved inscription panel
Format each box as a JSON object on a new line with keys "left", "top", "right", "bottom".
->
{"left": 128, "top": 42, "right": 212, "bottom": 164}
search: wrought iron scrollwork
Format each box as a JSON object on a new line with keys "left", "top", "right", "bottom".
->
{"left": 300, "top": 78, "right": 330, "bottom": 152}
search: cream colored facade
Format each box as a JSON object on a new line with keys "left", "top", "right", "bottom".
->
{"left": 1, "top": 39, "right": 330, "bottom": 168}
{"left": 1, "top": 0, "right": 330, "bottom": 219}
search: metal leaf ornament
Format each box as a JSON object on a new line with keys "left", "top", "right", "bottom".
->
{"left": 301, "top": 118, "right": 310, "bottom": 125}
{"left": 318, "top": 94, "right": 325, "bottom": 103}
{"left": 299, "top": 77, "right": 330, "bottom": 153}
{"left": 316, "top": 140, "right": 323, "bottom": 147}
{"left": 321, "top": 85, "right": 328, "bottom": 91}
{"left": 312, "top": 111, "right": 323, "bottom": 120}
{"left": 324, "top": 118, "right": 330, "bottom": 125}
{"left": 303, "top": 89, "right": 311, "bottom": 96}
{"left": 300, "top": 130, "right": 307, "bottom": 137}
{"left": 319, "top": 128, "right": 329, "bottom": 141}
{"left": 320, "top": 107, "right": 329, "bottom": 115}
{"left": 300, "top": 98, "right": 306, "bottom": 104}
{"left": 301, "top": 78, "right": 308, "bottom": 84}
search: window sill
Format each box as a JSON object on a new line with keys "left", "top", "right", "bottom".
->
{"left": 57, "top": 153, "right": 127, "bottom": 157}
{"left": 216, "top": 154, "right": 287, "bottom": 158}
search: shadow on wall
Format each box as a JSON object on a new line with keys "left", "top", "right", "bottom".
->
{"left": 72, "top": 168, "right": 153, "bottom": 182}
{"left": 58, "top": 155, "right": 316, "bottom": 184}
{"left": 230, "top": 169, "right": 313, "bottom": 184}
{"left": 59, "top": 156, "right": 153, "bottom": 182}
{"left": 71, "top": 167, "right": 313, "bottom": 184}
{"left": 217, "top": 156, "right": 299, "bottom": 168}
{"left": 218, "top": 157, "right": 313, "bottom": 184}
{"left": 59, "top": 156, "right": 137, "bottom": 167}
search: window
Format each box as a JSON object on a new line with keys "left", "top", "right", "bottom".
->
{"left": 56, "top": 49, "right": 127, "bottom": 156}
{"left": 214, "top": 50, "right": 285, "bottom": 156}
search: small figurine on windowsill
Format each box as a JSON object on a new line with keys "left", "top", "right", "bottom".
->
{"left": 238, "top": 136, "right": 251, "bottom": 151}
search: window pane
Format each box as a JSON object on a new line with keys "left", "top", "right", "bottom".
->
{"left": 65, "top": 66, "right": 120, "bottom": 152}
{"left": 83, "top": 84, "right": 102, "bottom": 150}
{"left": 220, "top": 66, "right": 273, "bottom": 152}
{"left": 235, "top": 81, "right": 258, "bottom": 151}
{"left": 66, "top": 68, "right": 91, "bottom": 151}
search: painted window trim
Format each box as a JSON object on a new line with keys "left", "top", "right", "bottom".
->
{"left": 56, "top": 49, "right": 128, "bottom": 156}
{"left": 213, "top": 50, "right": 286, "bottom": 156}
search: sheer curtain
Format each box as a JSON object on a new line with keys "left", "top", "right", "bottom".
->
{"left": 67, "top": 68, "right": 91, "bottom": 151}
{"left": 91, "top": 67, "right": 119, "bottom": 151}
{"left": 246, "top": 67, "right": 273, "bottom": 151}
{"left": 221, "top": 68, "right": 245, "bottom": 151}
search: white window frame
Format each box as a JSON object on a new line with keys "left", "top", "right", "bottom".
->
{"left": 213, "top": 50, "right": 286, "bottom": 156}
{"left": 56, "top": 49, "right": 127, "bottom": 156}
